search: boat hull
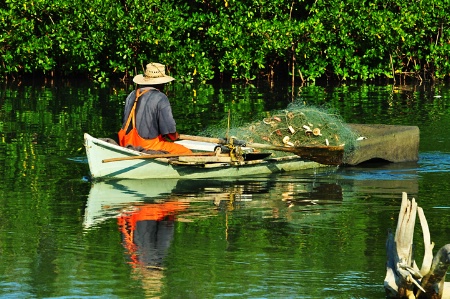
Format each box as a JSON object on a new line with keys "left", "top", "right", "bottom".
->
{"left": 84, "top": 133, "right": 325, "bottom": 180}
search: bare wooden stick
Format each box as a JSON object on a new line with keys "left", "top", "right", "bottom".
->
{"left": 390, "top": 54, "right": 396, "bottom": 84}
{"left": 102, "top": 152, "right": 216, "bottom": 163}
{"left": 418, "top": 206, "right": 435, "bottom": 276}
{"left": 394, "top": 192, "right": 417, "bottom": 263}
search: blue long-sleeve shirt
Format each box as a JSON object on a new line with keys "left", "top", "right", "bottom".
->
{"left": 122, "top": 87, "right": 177, "bottom": 139}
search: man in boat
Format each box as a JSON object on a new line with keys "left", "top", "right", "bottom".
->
{"left": 118, "top": 62, "right": 192, "bottom": 155}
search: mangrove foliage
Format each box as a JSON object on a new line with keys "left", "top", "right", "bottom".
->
{"left": 1, "top": 0, "right": 450, "bottom": 83}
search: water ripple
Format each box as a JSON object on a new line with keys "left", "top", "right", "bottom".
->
{"left": 418, "top": 152, "right": 450, "bottom": 173}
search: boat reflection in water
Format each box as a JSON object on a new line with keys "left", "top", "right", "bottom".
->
{"left": 83, "top": 174, "right": 344, "bottom": 297}
{"left": 83, "top": 173, "right": 347, "bottom": 230}
{"left": 84, "top": 179, "right": 187, "bottom": 297}
{"left": 84, "top": 178, "right": 265, "bottom": 229}
{"left": 84, "top": 179, "right": 181, "bottom": 229}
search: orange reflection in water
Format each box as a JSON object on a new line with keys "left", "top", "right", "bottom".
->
{"left": 118, "top": 201, "right": 189, "bottom": 298}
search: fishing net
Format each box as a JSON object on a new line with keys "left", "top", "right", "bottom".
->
{"left": 202, "top": 103, "right": 359, "bottom": 158}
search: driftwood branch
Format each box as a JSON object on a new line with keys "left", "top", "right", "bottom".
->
{"left": 417, "top": 207, "right": 434, "bottom": 277}
{"left": 384, "top": 192, "right": 450, "bottom": 299}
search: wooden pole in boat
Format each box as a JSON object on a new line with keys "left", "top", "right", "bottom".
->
{"left": 102, "top": 152, "right": 216, "bottom": 163}
{"left": 226, "top": 109, "right": 231, "bottom": 143}
{"left": 178, "top": 134, "right": 344, "bottom": 166}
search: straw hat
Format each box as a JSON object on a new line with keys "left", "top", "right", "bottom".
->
{"left": 133, "top": 62, "right": 175, "bottom": 85}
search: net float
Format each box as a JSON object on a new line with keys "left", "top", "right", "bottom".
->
{"left": 313, "top": 128, "right": 322, "bottom": 136}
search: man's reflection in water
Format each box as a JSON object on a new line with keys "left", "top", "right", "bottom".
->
{"left": 118, "top": 202, "right": 187, "bottom": 298}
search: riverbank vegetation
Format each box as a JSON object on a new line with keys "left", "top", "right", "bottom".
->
{"left": 1, "top": 0, "right": 450, "bottom": 83}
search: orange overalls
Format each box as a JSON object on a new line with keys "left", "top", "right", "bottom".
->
{"left": 118, "top": 88, "right": 192, "bottom": 155}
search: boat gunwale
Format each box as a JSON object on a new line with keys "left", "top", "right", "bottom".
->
{"left": 85, "top": 133, "right": 307, "bottom": 166}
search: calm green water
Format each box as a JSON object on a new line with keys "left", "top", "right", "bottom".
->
{"left": 1, "top": 80, "right": 450, "bottom": 298}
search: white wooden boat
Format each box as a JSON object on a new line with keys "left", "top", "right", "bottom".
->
{"left": 84, "top": 133, "right": 325, "bottom": 180}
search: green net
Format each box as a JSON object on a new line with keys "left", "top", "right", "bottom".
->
{"left": 202, "top": 104, "right": 359, "bottom": 158}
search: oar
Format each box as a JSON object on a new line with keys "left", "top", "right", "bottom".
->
{"left": 179, "top": 134, "right": 344, "bottom": 165}
{"left": 102, "top": 152, "right": 216, "bottom": 163}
